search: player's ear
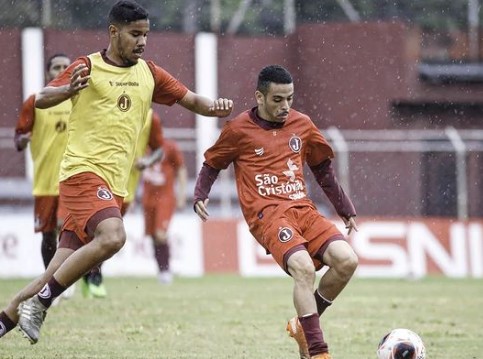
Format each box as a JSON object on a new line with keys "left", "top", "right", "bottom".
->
{"left": 108, "top": 24, "right": 120, "bottom": 38}
{"left": 255, "top": 90, "right": 264, "bottom": 106}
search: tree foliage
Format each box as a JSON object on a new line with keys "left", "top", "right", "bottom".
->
{"left": 0, "top": 0, "right": 478, "bottom": 35}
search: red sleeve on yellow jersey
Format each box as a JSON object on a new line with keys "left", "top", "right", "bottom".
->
{"left": 14, "top": 94, "right": 36, "bottom": 150}
{"left": 15, "top": 94, "right": 35, "bottom": 134}
{"left": 204, "top": 120, "right": 240, "bottom": 170}
{"left": 147, "top": 61, "right": 188, "bottom": 106}
{"left": 48, "top": 57, "right": 90, "bottom": 87}
{"left": 148, "top": 111, "right": 164, "bottom": 151}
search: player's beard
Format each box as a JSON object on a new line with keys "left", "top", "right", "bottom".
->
{"left": 118, "top": 44, "right": 137, "bottom": 66}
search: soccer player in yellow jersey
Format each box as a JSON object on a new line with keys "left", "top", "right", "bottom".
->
{"left": 0, "top": 0, "right": 233, "bottom": 344}
{"left": 14, "top": 53, "right": 71, "bottom": 270}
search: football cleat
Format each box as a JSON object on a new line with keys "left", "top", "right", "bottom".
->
{"left": 82, "top": 273, "right": 107, "bottom": 298}
{"left": 18, "top": 296, "right": 47, "bottom": 344}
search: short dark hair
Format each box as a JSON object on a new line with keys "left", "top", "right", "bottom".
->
{"left": 46, "top": 53, "right": 69, "bottom": 71}
{"left": 257, "top": 65, "right": 293, "bottom": 95}
{"left": 109, "top": 0, "right": 149, "bottom": 25}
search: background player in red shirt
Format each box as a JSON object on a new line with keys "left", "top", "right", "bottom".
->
{"left": 142, "top": 138, "right": 187, "bottom": 284}
{"left": 194, "top": 65, "right": 358, "bottom": 359}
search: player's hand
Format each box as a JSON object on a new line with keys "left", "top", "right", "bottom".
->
{"left": 209, "top": 98, "right": 233, "bottom": 117}
{"left": 194, "top": 199, "right": 210, "bottom": 221}
{"left": 69, "top": 64, "right": 90, "bottom": 94}
{"left": 135, "top": 157, "right": 150, "bottom": 170}
{"left": 17, "top": 132, "right": 31, "bottom": 149}
{"left": 343, "top": 216, "right": 358, "bottom": 235}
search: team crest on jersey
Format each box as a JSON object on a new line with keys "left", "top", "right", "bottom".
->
{"left": 117, "top": 93, "right": 131, "bottom": 112}
{"left": 278, "top": 227, "right": 294, "bottom": 243}
{"left": 289, "top": 135, "right": 302, "bottom": 153}
{"left": 55, "top": 120, "right": 67, "bottom": 133}
{"left": 97, "top": 186, "right": 113, "bottom": 201}
{"left": 38, "top": 284, "right": 51, "bottom": 299}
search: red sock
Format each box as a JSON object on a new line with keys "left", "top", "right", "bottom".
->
{"left": 299, "top": 313, "right": 329, "bottom": 356}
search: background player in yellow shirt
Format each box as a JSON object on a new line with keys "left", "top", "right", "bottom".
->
{"left": 14, "top": 53, "right": 72, "bottom": 270}
{"left": 0, "top": 0, "right": 233, "bottom": 344}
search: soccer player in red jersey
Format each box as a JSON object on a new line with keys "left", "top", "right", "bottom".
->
{"left": 194, "top": 65, "right": 358, "bottom": 359}
{"left": 0, "top": 0, "right": 233, "bottom": 344}
{"left": 142, "top": 138, "right": 187, "bottom": 284}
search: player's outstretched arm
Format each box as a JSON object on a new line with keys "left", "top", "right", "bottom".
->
{"left": 178, "top": 90, "right": 233, "bottom": 118}
{"left": 193, "top": 163, "right": 221, "bottom": 221}
{"left": 35, "top": 64, "right": 90, "bottom": 109}
{"left": 135, "top": 148, "right": 163, "bottom": 170}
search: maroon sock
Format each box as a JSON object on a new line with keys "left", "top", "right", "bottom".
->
{"left": 299, "top": 313, "right": 329, "bottom": 356}
{"left": 314, "top": 290, "right": 332, "bottom": 316}
{"left": 153, "top": 242, "right": 170, "bottom": 271}
{"left": 0, "top": 311, "right": 16, "bottom": 338}
{"left": 38, "top": 277, "right": 67, "bottom": 308}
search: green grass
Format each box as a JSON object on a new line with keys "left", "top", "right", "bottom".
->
{"left": 0, "top": 275, "right": 482, "bottom": 358}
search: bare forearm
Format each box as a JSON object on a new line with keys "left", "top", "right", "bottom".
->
{"left": 179, "top": 93, "right": 214, "bottom": 116}
{"left": 146, "top": 148, "right": 163, "bottom": 167}
{"left": 178, "top": 90, "right": 233, "bottom": 118}
{"left": 35, "top": 85, "right": 73, "bottom": 109}
{"left": 36, "top": 63, "right": 90, "bottom": 109}
{"left": 177, "top": 167, "right": 188, "bottom": 198}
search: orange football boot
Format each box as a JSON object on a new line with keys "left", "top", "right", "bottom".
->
{"left": 286, "top": 316, "right": 310, "bottom": 359}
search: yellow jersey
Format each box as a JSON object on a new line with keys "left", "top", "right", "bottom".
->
{"left": 59, "top": 52, "right": 155, "bottom": 197}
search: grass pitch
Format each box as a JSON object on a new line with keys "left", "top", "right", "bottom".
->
{"left": 0, "top": 275, "right": 481, "bottom": 358}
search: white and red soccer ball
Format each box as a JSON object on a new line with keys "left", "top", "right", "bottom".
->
{"left": 377, "top": 328, "right": 426, "bottom": 359}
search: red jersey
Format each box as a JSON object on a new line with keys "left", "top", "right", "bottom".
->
{"left": 204, "top": 107, "right": 334, "bottom": 226}
{"left": 142, "top": 139, "right": 185, "bottom": 207}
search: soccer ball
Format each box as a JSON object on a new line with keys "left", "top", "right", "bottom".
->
{"left": 376, "top": 328, "right": 426, "bottom": 359}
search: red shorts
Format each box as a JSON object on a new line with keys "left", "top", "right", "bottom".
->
{"left": 250, "top": 205, "right": 342, "bottom": 271}
{"left": 33, "top": 196, "right": 59, "bottom": 233}
{"left": 57, "top": 195, "right": 68, "bottom": 226}
{"left": 143, "top": 196, "right": 175, "bottom": 236}
{"left": 59, "top": 172, "right": 123, "bottom": 244}
{"left": 120, "top": 201, "right": 131, "bottom": 217}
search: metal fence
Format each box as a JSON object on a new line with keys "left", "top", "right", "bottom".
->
{"left": 1, "top": 126, "right": 482, "bottom": 219}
